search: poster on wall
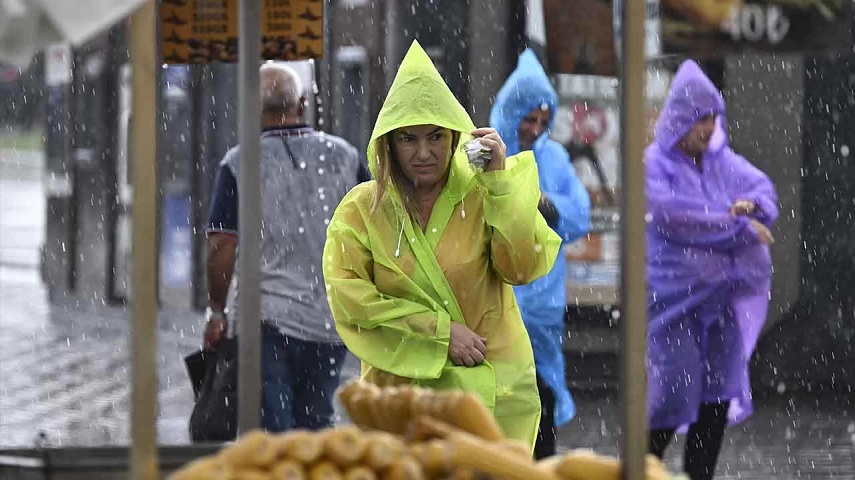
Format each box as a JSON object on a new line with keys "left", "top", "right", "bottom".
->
{"left": 661, "top": 0, "right": 851, "bottom": 54}
{"left": 543, "top": 0, "right": 661, "bottom": 76}
{"left": 162, "top": 195, "right": 193, "bottom": 288}
{"left": 551, "top": 75, "right": 622, "bottom": 305}
{"left": 550, "top": 72, "right": 671, "bottom": 306}
{"left": 543, "top": 0, "right": 618, "bottom": 76}
{"left": 160, "top": 0, "right": 324, "bottom": 64}
{"left": 45, "top": 43, "right": 72, "bottom": 87}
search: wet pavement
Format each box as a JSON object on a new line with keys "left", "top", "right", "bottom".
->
{"left": 1, "top": 147, "right": 853, "bottom": 478}
{"left": 561, "top": 390, "right": 854, "bottom": 479}
{"left": 0, "top": 263, "right": 364, "bottom": 447}
{"left": 2, "top": 270, "right": 853, "bottom": 479}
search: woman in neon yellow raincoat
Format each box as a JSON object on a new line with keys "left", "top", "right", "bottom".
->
{"left": 322, "top": 41, "right": 561, "bottom": 450}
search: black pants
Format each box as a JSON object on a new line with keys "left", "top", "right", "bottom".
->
{"left": 534, "top": 372, "right": 556, "bottom": 460}
{"left": 649, "top": 402, "right": 730, "bottom": 480}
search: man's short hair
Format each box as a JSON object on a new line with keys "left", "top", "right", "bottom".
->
{"left": 260, "top": 63, "right": 303, "bottom": 114}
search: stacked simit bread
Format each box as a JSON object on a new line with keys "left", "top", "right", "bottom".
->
{"left": 169, "top": 381, "right": 680, "bottom": 480}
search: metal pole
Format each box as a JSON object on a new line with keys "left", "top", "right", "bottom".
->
{"left": 619, "top": 0, "right": 647, "bottom": 479}
{"left": 237, "top": 0, "right": 262, "bottom": 434}
{"left": 104, "top": 26, "right": 123, "bottom": 304}
{"left": 129, "top": 0, "right": 158, "bottom": 478}
{"left": 190, "top": 64, "right": 207, "bottom": 310}
{"left": 318, "top": 0, "right": 331, "bottom": 130}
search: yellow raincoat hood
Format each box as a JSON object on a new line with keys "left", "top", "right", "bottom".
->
{"left": 367, "top": 41, "right": 477, "bottom": 205}
{"left": 324, "top": 41, "right": 561, "bottom": 451}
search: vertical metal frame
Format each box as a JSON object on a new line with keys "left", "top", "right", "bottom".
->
{"left": 190, "top": 64, "right": 207, "bottom": 309}
{"left": 237, "top": 0, "right": 263, "bottom": 434}
{"left": 333, "top": 45, "right": 369, "bottom": 149}
{"left": 128, "top": 2, "right": 265, "bottom": 476}
{"left": 619, "top": 0, "right": 648, "bottom": 478}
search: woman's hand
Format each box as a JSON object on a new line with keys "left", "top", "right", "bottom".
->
{"left": 471, "top": 127, "right": 506, "bottom": 172}
{"left": 449, "top": 323, "right": 488, "bottom": 367}
{"left": 749, "top": 219, "right": 774, "bottom": 245}
{"left": 730, "top": 199, "right": 756, "bottom": 216}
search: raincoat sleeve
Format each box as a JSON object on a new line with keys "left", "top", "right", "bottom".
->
{"left": 734, "top": 155, "right": 779, "bottom": 229}
{"left": 477, "top": 152, "right": 562, "bottom": 285}
{"left": 753, "top": 191, "right": 778, "bottom": 228}
{"left": 646, "top": 153, "right": 761, "bottom": 250}
{"left": 542, "top": 143, "right": 590, "bottom": 243}
{"left": 323, "top": 190, "right": 451, "bottom": 380}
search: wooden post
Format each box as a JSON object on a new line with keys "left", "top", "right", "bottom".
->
{"left": 619, "top": 0, "right": 647, "bottom": 478}
{"left": 129, "top": 0, "right": 159, "bottom": 478}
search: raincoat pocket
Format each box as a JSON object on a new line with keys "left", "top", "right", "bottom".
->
{"left": 492, "top": 361, "right": 540, "bottom": 416}
{"left": 414, "top": 361, "right": 497, "bottom": 412}
{"left": 491, "top": 360, "right": 541, "bottom": 446}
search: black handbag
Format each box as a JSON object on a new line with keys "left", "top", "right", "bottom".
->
{"left": 186, "top": 338, "right": 238, "bottom": 442}
{"left": 184, "top": 349, "right": 208, "bottom": 398}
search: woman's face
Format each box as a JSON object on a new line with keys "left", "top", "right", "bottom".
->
{"left": 389, "top": 125, "right": 454, "bottom": 189}
{"left": 679, "top": 114, "right": 716, "bottom": 157}
{"left": 518, "top": 107, "right": 550, "bottom": 150}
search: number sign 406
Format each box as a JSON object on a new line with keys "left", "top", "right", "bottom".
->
{"left": 720, "top": 4, "right": 790, "bottom": 44}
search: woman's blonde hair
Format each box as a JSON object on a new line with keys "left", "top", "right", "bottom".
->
{"left": 371, "top": 129, "right": 461, "bottom": 227}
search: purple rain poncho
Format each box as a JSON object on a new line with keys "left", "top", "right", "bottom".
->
{"left": 646, "top": 60, "right": 779, "bottom": 430}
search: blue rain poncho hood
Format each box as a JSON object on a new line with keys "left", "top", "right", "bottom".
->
{"left": 490, "top": 49, "right": 559, "bottom": 157}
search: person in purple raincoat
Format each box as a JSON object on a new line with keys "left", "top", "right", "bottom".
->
{"left": 646, "top": 60, "right": 778, "bottom": 480}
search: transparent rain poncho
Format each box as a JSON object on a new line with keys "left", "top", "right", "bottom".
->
{"left": 323, "top": 41, "right": 561, "bottom": 450}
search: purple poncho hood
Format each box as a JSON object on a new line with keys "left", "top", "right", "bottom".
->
{"left": 655, "top": 61, "right": 726, "bottom": 152}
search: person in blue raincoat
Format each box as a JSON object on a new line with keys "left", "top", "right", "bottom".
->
{"left": 490, "top": 49, "right": 591, "bottom": 459}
